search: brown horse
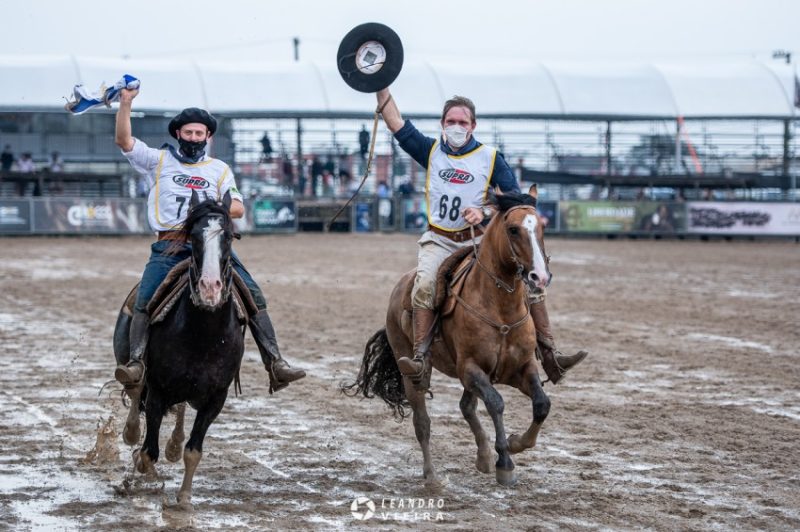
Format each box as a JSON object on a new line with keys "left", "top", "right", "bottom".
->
{"left": 345, "top": 191, "right": 552, "bottom": 486}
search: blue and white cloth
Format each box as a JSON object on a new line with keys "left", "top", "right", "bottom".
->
{"left": 64, "top": 74, "right": 140, "bottom": 114}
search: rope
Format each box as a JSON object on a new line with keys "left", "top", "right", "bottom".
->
{"left": 326, "top": 95, "right": 393, "bottom": 229}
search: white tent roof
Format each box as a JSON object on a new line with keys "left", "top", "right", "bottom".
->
{"left": 0, "top": 54, "right": 795, "bottom": 119}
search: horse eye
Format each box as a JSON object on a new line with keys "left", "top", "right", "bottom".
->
{"left": 508, "top": 226, "right": 519, "bottom": 236}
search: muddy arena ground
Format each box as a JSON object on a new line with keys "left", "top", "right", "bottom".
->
{"left": 0, "top": 233, "right": 798, "bottom": 531}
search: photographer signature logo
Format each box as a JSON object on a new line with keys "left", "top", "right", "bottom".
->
{"left": 350, "top": 497, "right": 375, "bottom": 520}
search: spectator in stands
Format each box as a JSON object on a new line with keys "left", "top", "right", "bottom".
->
{"left": 16, "top": 153, "right": 35, "bottom": 196}
{"left": 47, "top": 151, "right": 65, "bottom": 194}
{"left": 48, "top": 151, "right": 64, "bottom": 172}
{"left": 397, "top": 176, "right": 415, "bottom": 197}
{"left": 358, "top": 125, "right": 370, "bottom": 159}
{"left": 111, "top": 87, "right": 304, "bottom": 395}
{"left": 375, "top": 177, "right": 391, "bottom": 198}
{"left": 17, "top": 153, "right": 35, "bottom": 173}
{"left": 1, "top": 145, "right": 13, "bottom": 171}
{"left": 259, "top": 132, "right": 273, "bottom": 162}
{"left": 375, "top": 87, "right": 587, "bottom": 390}
{"left": 310, "top": 156, "right": 323, "bottom": 197}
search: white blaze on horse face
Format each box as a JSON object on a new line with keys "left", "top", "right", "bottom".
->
{"left": 198, "top": 218, "right": 224, "bottom": 307}
{"left": 522, "top": 214, "right": 550, "bottom": 288}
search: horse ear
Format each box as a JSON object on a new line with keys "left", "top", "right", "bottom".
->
{"left": 528, "top": 183, "right": 539, "bottom": 200}
{"left": 190, "top": 189, "right": 200, "bottom": 208}
{"left": 222, "top": 190, "right": 232, "bottom": 209}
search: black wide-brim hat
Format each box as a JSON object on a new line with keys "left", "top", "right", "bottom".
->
{"left": 168, "top": 108, "right": 218, "bottom": 138}
{"left": 337, "top": 22, "right": 403, "bottom": 93}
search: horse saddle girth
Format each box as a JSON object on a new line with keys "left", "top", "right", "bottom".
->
{"left": 121, "top": 258, "right": 257, "bottom": 325}
{"left": 402, "top": 245, "right": 476, "bottom": 318}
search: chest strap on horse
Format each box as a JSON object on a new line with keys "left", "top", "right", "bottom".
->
{"left": 451, "top": 292, "right": 530, "bottom": 337}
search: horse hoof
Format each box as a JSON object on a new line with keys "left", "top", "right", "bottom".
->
{"left": 123, "top": 423, "right": 141, "bottom": 446}
{"left": 475, "top": 457, "right": 494, "bottom": 474}
{"left": 496, "top": 468, "right": 517, "bottom": 487}
{"left": 176, "top": 492, "right": 193, "bottom": 510}
{"left": 508, "top": 434, "right": 525, "bottom": 454}
{"left": 165, "top": 440, "right": 183, "bottom": 463}
{"left": 133, "top": 449, "right": 145, "bottom": 474}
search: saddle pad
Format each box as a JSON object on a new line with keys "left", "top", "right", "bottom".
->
{"left": 402, "top": 245, "right": 476, "bottom": 314}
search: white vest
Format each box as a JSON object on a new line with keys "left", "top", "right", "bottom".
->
{"left": 426, "top": 140, "right": 497, "bottom": 231}
{"left": 147, "top": 151, "right": 235, "bottom": 231}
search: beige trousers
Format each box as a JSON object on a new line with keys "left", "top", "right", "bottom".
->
{"left": 411, "top": 230, "right": 481, "bottom": 309}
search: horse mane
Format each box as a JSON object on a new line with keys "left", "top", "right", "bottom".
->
{"left": 166, "top": 198, "right": 234, "bottom": 255}
{"left": 486, "top": 190, "right": 537, "bottom": 213}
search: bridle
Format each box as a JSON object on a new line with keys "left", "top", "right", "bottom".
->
{"left": 454, "top": 205, "right": 545, "bottom": 337}
{"left": 469, "top": 205, "right": 540, "bottom": 293}
{"left": 188, "top": 218, "right": 235, "bottom": 309}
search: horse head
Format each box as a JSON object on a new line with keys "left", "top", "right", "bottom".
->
{"left": 486, "top": 191, "right": 551, "bottom": 290}
{"left": 184, "top": 190, "right": 236, "bottom": 310}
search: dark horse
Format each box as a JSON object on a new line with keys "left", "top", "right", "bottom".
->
{"left": 345, "top": 192, "right": 552, "bottom": 486}
{"left": 114, "top": 190, "right": 244, "bottom": 506}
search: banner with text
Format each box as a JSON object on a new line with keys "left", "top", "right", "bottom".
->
{"left": 559, "top": 201, "right": 686, "bottom": 233}
{"left": 31, "top": 198, "right": 148, "bottom": 234}
{"left": 687, "top": 202, "right": 800, "bottom": 235}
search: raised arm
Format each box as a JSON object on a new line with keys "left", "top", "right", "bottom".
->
{"left": 376, "top": 88, "right": 404, "bottom": 133}
{"left": 115, "top": 88, "right": 138, "bottom": 152}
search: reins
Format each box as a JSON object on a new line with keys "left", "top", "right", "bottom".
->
{"left": 450, "top": 209, "right": 535, "bottom": 337}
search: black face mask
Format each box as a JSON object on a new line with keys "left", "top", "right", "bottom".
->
{"left": 178, "top": 139, "right": 207, "bottom": 161}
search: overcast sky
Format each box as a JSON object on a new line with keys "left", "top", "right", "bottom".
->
{"left": 3, "top": 0, "right": 799, "bottom": 66}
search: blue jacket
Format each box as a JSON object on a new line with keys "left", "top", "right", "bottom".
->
{"left": 394, "top": 119, "right": 520, "bottom": 193}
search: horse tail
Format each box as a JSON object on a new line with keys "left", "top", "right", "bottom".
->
{"left": 341, "top": 328, "right": 409, "bottom": 420}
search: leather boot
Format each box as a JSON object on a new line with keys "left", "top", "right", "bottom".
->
{"left": 249, "top": 309, "right": 306, "bottom": 394}
{"left": 114, "top": 310, "right": 148, "bottom": 385}
{"left": 530, "top": 300, "right": 588, "bottom": 384}
{"left": 397, "top": 308, "right": 436, "bottom": 391}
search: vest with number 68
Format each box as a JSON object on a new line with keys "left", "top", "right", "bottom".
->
{"left": 426, "top": 140, "right": 497, "bottom": 231}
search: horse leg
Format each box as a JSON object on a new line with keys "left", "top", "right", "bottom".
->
{"left": 134, "top": 392, "right": 167, "bottom": 480}
{"left": 463, "top": 365, "right": 516, "bottom": 486}
{"left": 165, "top": 402, "right": 187, "bottom": 463}
{"left": 177, "top": 392, "right": 227, "bottom": 508}
{"left": 508, "top": 365, "right": 551, "bottom": 455}
{"left": 459, "top": 389, "right": 494, "bottom": 474}
{"left": 403, "top": 376, "right": 437, "bottom": 485}
{"left": 122, "top": 384, "right": 142, "bottom": 445}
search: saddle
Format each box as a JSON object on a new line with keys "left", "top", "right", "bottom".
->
{"left": 120, "top": 259, "right": 258, "bottom": 324}
{"left": 402, "top": 245, "right": 476, "bottom": 317}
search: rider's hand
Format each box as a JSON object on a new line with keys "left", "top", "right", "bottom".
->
{"left": 119, "top": 88, "right": 139, "bottom": 103}
{"left": 462, "top": 207, "right": 484, "bottom": 225}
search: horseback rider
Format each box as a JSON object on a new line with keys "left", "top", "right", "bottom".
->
{"left": 113, "top": 88, "right": 305, "bottom": 393}
{"left": 375, "top": 87, "right": 587, "bottom": 390}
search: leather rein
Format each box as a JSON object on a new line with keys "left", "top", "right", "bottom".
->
{"left": 450, "top": 206, "right": 538, "bottom": 336}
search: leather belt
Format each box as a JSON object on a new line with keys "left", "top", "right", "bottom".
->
{"left": 428, "top": 224, "right": 483, "bottom": 243}
{"left": 157, "top": 231, "right": 187, "bottom": 242}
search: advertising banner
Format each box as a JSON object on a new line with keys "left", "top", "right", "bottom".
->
{"left": 559, "top": 201, "right": 686, "bottom": 233}
{"left": 249, "top": 198, "right": 297, "bottom": 233}
{"left": 536, "top": 200, "right": 558, "bottom": 231}
{"left": 31, "top": 198, "right": 148, "bottom": 234}
{"left": 687, "top": 202, "right": 800, "bottom": 235}
{"left": 0, "top": 199, "right": 32, "bottom": 234}
{"left": 402, "top": 197, "right": 428, "bottom": 233}
{"left": 354, "top": 201, "right": 374, "bottom": 232}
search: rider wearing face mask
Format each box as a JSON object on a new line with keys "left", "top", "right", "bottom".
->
{"left": 112, "top": 90, "right": 305, "bottom": 395}
{"left": 375, "top": 87, "right": 587, "bottom": 391}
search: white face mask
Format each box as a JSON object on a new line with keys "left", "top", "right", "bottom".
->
{"left": 443, "top": 124, "right": 470, "bottom": 148}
